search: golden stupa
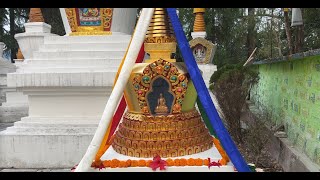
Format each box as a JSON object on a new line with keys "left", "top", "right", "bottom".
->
{"left": 111, "top": 8, "right": 213, "bottom": 158}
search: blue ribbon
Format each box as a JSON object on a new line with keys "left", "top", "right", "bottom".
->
{"left": 166, "top": 8, "right": 251, "bottom": 172}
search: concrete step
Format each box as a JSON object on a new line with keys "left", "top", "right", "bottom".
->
{"left": 7, "top": 71, "right": 117, "bottom": 87}
{"left": 40, "top": 42, "right": 128, "bottom": 51}
{"left": 44, "top": 35, "right": 131, "bottom": 44}
{"left": 33, "top": 50, "right": 126, "bottom": 60}
{"left": 25, "top": 59, "right": 123, "bottom": 67}
{"left": 16, "top": 67, "right": 120, "bottom": 73}
{"left": 17, "top": 59, "right": 122, "bottom": 71}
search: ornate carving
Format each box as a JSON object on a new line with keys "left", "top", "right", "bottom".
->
{"left": 132, "top": 59, "right": 188, "bottom": 114}
{"left": 112, "top": 109, "right": 213, "bottom": 158}
{"left": 65, "top": 8, "right": 113, "bottom": 36}
{"left": 189, "top": 37, "right": 216, "bottom": 64}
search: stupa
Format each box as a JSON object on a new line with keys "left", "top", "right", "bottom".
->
{"left": 75, "top": 8, "right": 250, "bottom": 172}
{"left": 189, "top": 8, "right": 217, "bottom": 88}
{"left": 0, "top": 8, "right": 137, "bottom": 168}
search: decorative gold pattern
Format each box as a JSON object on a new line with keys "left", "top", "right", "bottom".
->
{"left": 65, "top": 8, "right": 113, "bottom": 36}
{"left": 189, "top": 37, "right": 216, "bottom": 64}
{"left": 193, "top": 8, "right": 206, "bottom": 32}
{"left": 65, "top": 8, "right": 77, "bottom": 32}
{"left": 111, "top": 109, "right": 213, "bottom": 158}
{"left": 132, "top": 59, "right": 188, "bottom": 114}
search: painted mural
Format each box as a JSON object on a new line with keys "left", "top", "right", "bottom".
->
{"left": 77, "top": 8, "right": 101, "bottom": 26}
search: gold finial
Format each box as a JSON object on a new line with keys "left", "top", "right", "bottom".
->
{"left": 145, "top": 8, "right": 175, "bottom": 43}
{"left": 16, "top": 48, "right": 24, "bottom": 59}
{"left": 193, "top": 8, "right": 206, "bottom": 32}
{"left": 29, "top": 8, "right": 44, "bottom": 22}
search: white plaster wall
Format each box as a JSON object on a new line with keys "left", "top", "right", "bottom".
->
{"left": 27, "top": 89, "right": 111, "bottom": 117}
{"left": 0, "top": 134, "right": 93, "bottom": 168}
{"left": 111, "top": 8, "right": 137, "bottom": 35}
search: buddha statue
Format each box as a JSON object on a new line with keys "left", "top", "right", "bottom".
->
{"left": 155, "top": 93, "right": 169, "bottom": 115}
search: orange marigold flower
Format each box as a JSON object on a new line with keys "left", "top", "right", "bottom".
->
{"left": 126, "top": 159, "right": 132, "bottom": 167}
{"left": 146, "top": 160, "right": 152, "bottom": 167}
{"left": 110, "top": 159, "right": 120, "bottom": 168}
{"left": 180, "top": 158, "right": 187, "bottom": 166}
{"left": 204, "top": 159, "right": 209, "bottom": 166}
{"left": 119, "top": 161, "right": 127, "bottom": 168}
{"left": 131, "top": 160, "right": 139, "bottom": 167}
{"left": 187, "top": 158, "right": 195, "bottom": 166}
{"left": 195, "top": 158, "right": 203, "bottom": 166}
{"left": 173, "top": 159, "right": 180, "bottom": 166}
{"left": 102, "top": 160, "right": 111, "bottom": 167}
{"left": 166, "top": 159, "right": 174, "bottom": 166}
{"left": 138, "top": 160, "right": 146, "bottom": 167}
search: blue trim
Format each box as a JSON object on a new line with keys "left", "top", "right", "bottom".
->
{"left": 166, "top": 8, "right": 251, "bottom": 172}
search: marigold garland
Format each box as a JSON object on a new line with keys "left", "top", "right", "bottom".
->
{"left": 93, "top": 157, "right": 224, "bottom": 169}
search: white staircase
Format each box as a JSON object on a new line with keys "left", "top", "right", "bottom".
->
{"left": 0, "top": 34, "right": 132, "bottom": 168}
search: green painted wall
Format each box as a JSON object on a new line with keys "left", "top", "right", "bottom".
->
{"left": 251, "top": 55, "right": 320, "bottom": 165}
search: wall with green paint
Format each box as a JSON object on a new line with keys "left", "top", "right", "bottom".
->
{"left": 250, "top": 55, "right": 320, "bottom": 166}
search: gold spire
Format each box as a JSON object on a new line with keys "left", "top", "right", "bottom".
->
{"left": 29, "top": 8, "right": 44, "bottom": 22}
{"left": 145, "top": 8, "right": 175, "bottom": 43}
{"left": 144, "top": 8, "right": 176, "bottom": 63}
{"left": 193, "top": 8, "right": 206, "bottom": 32}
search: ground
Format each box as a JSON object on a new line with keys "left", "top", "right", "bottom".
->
{"left": 237, "top": 139, "right": 283, "bottom": 172}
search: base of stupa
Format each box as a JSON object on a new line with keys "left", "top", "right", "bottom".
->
{"left": 89, "top": 165, "right": 235, "bottom": 172}
{"left": 89, "top": 146, "right": 235, "bottom": 172}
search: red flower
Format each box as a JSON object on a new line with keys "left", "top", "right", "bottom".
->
{"left": 149, "top": 155, "right": 167, "bottom": 171}
{"left": 207, "top": 158, "right": 221, "bottom": 169}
